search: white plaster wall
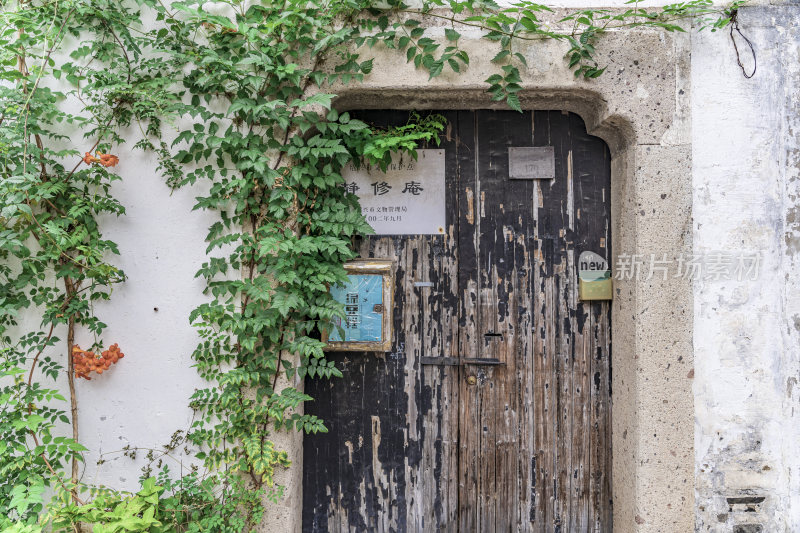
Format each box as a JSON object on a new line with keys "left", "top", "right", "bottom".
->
{"left": 692, "top": 5, "right": 800, "bottom": 532}
{"left": 72, "top": 138, "right": 214, "bottom": 489}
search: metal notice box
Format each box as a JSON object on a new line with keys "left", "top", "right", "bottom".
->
{"left": 323, "top": 260, "right": 394, "bottom": 352}
{"left": 509, "top": 146, "right": 555, "bottom": 180}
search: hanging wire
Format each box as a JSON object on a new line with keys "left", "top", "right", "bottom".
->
{"left": 729, "top": 9, "right": 757, "bottom": 79}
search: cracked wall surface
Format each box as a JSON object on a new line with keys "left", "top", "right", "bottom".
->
{"left": 692, "top": 5, "right": 800, "bottom": 532}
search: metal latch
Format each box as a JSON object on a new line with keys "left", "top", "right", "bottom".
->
{"left": 420, "top": 357, "right": 504, "bottom": 366}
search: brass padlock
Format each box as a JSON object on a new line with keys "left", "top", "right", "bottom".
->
{"left": 467, "top": 375, "right": 477, "bottom": 385}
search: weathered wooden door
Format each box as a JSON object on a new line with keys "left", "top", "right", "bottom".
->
{"left": 303, "top": 110, "right": 612, "bottom": 532}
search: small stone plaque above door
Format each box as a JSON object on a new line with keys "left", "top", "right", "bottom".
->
{"left": 508, "top": 146, "right": 555, "bottom": 180}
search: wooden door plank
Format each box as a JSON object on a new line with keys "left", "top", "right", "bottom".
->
{"left": 417, "top": 112, "right": 461, "bottom": 533}
{"left": 570, "top": 113, "right": 597, "bottom": 533}
{"left": 475, "top": 110, "right": 500, "bottom": 533}
{"left": 456, "top": 110, "right": 480, "bottom": 533}
{"left": 474, "top": 110, "right": 537, "bottom": 533}
{"left": 550, "top": 111, "right": 574, "bottom": 533}
{"left": 566, "top": 111, "right": 612, "bottom": 533}
{"left": 532, "top": 111, "right": 557, "bottom": 533}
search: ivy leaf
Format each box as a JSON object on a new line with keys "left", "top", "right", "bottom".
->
{"left": 360, "top": 58, "right": 374, "bottom": 74}
{"left": 289, "top": 93, "right": 335, "bottom": 110}
{"left": 445, "top": 28, "right": 461, "bottom": 41}
{"left": 492, "top": 50, "right": 510, "bottom": 63}
{"left": 429, "top": 61, "right": 444, "bottom": 79}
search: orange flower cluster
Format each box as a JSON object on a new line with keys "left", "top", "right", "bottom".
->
{"left": 83, "top": 151, "right": 120, "bottom": 167}
{"left": 73, "top": 343, "right": 125, "bottom": 380}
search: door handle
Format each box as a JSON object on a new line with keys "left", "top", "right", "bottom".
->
{"left": 420, "top": 357, "right": 504, "bottom": 366}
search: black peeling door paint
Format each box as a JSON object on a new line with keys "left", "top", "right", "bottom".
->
{"left": 302, "top": 110, "right": 612, "bottom": 533}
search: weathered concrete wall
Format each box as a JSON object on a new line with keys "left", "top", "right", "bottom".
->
{"left": 692, "top": 5, "right": 800, "bottom": 532}
{"left": 19, "top": 2, "right": 799, "bottom": 532}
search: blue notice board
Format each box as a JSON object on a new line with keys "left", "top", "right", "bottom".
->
{"left": 329, "top": 274, "right": 384, "bottom": 342}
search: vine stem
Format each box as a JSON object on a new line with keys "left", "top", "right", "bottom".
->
{"left": 27, "top": 290, "right": 80, "bottom": 389}
{"left": 398, "top": 6, "right": 731, "bottom": 41}
{"left": 64, "top": 273, "right": 80, "bottom": 496}
{"left": 18, "top": 7, "right": 76, "bottom": 179}
{"left": 27, "top": 323, "right": 55, "bottom": 388}
{"left": 64, "top": 114, "right": 116, "bottom": 182}
{"left": 28, "top": 428, "right": 86, "bottom": 506}
{"left": 95, "top": 446, "right": 186, "bottom": 468}
{"left": 24, "top": 280, "right": 83, "bottom": 504}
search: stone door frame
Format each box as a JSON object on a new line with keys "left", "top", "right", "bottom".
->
{"left": 263, "top": 28, "right": 695, "bottom": 533}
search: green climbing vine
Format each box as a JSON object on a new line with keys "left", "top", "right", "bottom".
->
{"left": 0, "top": 0, "right": 150, "bottom": 528}
{"left": 0, "top": 0, "right": 742, "bottom": 530}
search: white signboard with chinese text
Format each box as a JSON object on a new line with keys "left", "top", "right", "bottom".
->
{"left": 342, "top": 149, "right": 446, "bottom": 235}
